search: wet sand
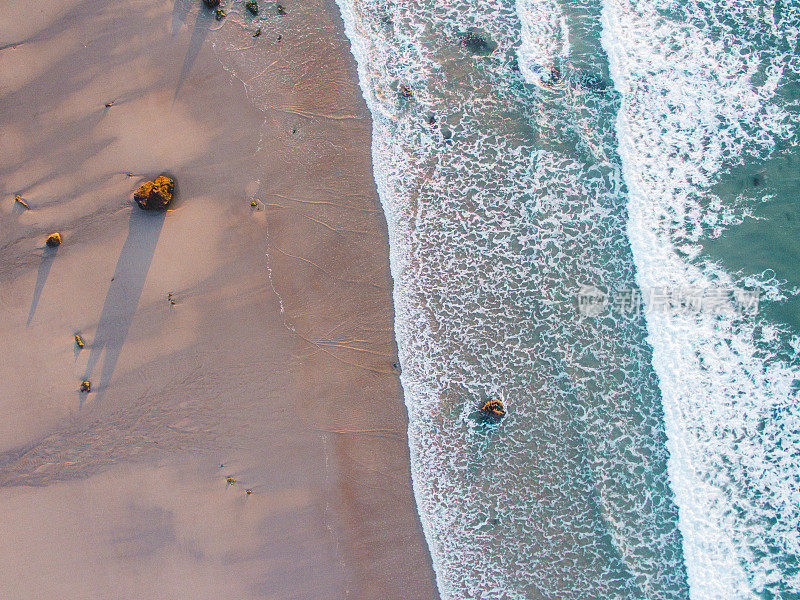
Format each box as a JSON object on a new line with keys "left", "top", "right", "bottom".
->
{"left": 0, "top": 0, "right": 439, "bottom": 598}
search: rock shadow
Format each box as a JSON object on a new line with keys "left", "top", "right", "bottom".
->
{"left": 174, "top": 8, "right": 212, "bottom": 102}
{"left": 26, "top": 245, "right": 58, "bottom": 325}
{"left": 83, "top": 208, "right": 165, "bottom": 401}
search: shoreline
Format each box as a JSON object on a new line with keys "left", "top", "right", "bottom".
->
{"left": 0, "top": 0, "right": 439, "bottom": 597}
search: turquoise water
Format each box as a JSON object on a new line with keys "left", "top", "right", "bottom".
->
{"left": 335, "top": 0, "right": 800, "bottom": 598}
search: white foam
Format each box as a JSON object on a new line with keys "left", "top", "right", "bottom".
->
{"left": 601, "top": 0, "right": 800, "bottom": 598}
{"left": 515, "top": 0, "right": 570, "bottom": 84}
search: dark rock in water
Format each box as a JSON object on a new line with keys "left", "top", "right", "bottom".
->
{"left": 134, "top": 175, "right": 174, "bottom": 211}
{"left": 457, "top": 31, "right": 496, "bottom": 56}
{"left": 508, "top": 55, "right": 519, "bottom": 72}
{"left": 203, "top": 0, "right": 220, "bottom": 8}
{"left": 246, "top": 0, "right": 259, "bottom": 14}
{"left": 545, "top": 64, "right": 561, "bottom": 86}
{"left": 276, "top": 2, "right": 285, "bottom": 14}
{"left": 441, "top": 126, "right": 452, "bottom": 141}
{"left": 400, "top": 85, "right": 413, "bottom": 98}
{"left": 215, "top": 8, "right": 226, "bottom": 20}
{"left": 46, "top": 232, "right": 61, "bottom": 247}
{"left": 425, "top": 113, "right": 436, "bottom": 125}
{"left": 752, "top": 174, "right": 763, "bottom": 186}
{"left": 471, "top": 398, "right": 506, "bottom": 424}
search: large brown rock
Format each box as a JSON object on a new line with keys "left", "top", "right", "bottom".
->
{"left": 203, "top": 0, "right": 220, "bottom": 8}
{"left": 134, "top": 175, "right": 174, "bottom": 210}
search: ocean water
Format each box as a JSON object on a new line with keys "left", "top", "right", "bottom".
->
{"left": 333, "top": 0, "right": 800, "bottom": 598}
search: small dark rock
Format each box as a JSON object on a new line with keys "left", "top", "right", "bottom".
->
{"left": 400, "top": 85, "right": 412, "bottom": 98}
{"left": 203, "top": 0, "right": 220, "bottom": 8}
{"left": 277, "top": 34, "right": 282, "bottom": 41}
{"left": 80, "top": 380, "right": 91, "bottom": 393}
{"left": 46, "top": 232, "right": 61, "bottom": 247}
{"left": 276, "top": 2, "right": 285, "bottom": 14}
{"left": 425, "top": 113, "right": 436, "bottom": 125}
{"left": 246, "top": 0, "right": 259, "bottom": 14}
{"left": 546, "top": 64, "right": 561, "bottom": 86}
{"left": 441, "top": 126, "right": 452, "bottom": 141}
{"left": 474, "top": 398, "right": 506, "bottom": 424}
{"left": 752, "top": 174, "right": 762, "bottom": 186}
{"left": 215, "top": 8, "right": 226, "bottom": 20}
{"left": 253, "top": 27, "right": 261, "bottom": 37}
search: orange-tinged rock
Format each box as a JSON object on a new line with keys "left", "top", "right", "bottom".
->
{"left": 478, "top": 398, "right": 506, "bottom": 422}
{"left": 46, "top": 232, "right": 61, "bottom": 247}
{"left": 134, "top": 175, "right": 174, "bottom": 210}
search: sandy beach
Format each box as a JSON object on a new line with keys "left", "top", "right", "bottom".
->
{"left": 0, "top": 0, "right": 438, "bottom": 598}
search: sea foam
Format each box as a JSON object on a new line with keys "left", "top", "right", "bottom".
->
{"left": 601, "top": 0, "right": 800, "bottom": 597}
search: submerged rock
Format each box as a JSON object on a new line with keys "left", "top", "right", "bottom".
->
{"left": 577, "top": 72, "right": 608, "bottom": 92}
{"left": 45, "top": 232, "right": 61, "bottom": 247}
{"left": 134, "top": 175, "right": 174, "bottom": 211}
{"left": 246, "top": 0, "right": 259, "bottom": 14}
{"left": 203, "top": 0, "right": 220, "bottom": 8}
{"left": 400, "top": 85, "right": 412, "bottom": 98}
{"left": 457, "top": 31, "right": 496, "bottom": 56}
{"left": 276, "top": 2, "right": 285, "bottom": 14}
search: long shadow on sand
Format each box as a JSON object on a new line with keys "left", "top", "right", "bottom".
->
{"left": 171, "top": 0, "right": 194, "bottom": 34}
{"left": 174, "top": 8, "right": 212, "bottom": 101}
{"left": 27, "top": 246, "right": 58, "bottom": 325}
{"left": 83, "top": 208, "right": 165, "bottom": 402}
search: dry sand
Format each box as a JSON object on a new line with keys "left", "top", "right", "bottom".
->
{"left": 0, "top": 0, "right": 438, "bottom": 597}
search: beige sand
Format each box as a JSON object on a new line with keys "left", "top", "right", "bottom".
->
{"left": 0, "top": 0, "right": 438, "bottom": 597}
